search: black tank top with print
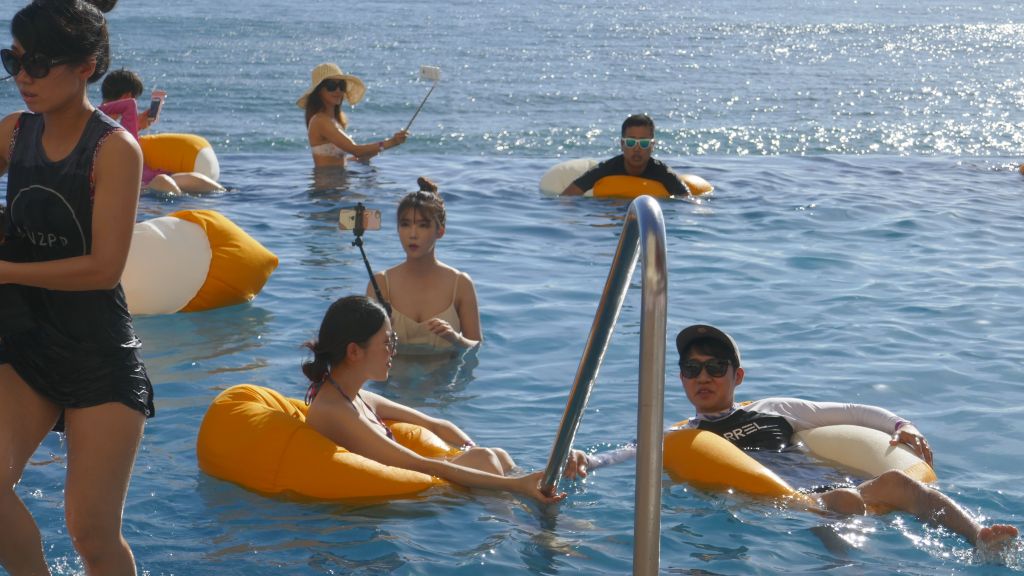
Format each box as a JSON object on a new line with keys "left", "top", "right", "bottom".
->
{"left": 2, "top": 110, "right": 153, "bottom": 422}
{"left": 4, "top": 110, "right": 138, "bottom": 350}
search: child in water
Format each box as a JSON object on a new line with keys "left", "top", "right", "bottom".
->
{"left": 99, "top": 68, "right": 223, "bottom": 194}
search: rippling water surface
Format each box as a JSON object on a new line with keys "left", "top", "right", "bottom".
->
{"left": 2, "top": 0, "right": 1023, "bottom": 574}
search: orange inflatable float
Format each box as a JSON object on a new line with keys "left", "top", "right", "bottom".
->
{"left": 538, "top": 158, "right": 713, "bottom": 197}
{"left": 662, "top": 418, "right": 937, "bottom": 498}
{"left": 196, "top": 384, "right": 460, "bottom": 500}
{"left": 121, "top": 209, "right": 278, "bottom": 315}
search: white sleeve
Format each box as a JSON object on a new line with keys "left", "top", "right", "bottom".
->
{"left": 588, "top": 443, "right": 637, "bottom": 469}
{"left": 750, "top": 397, "right": 904, "bottom": 434}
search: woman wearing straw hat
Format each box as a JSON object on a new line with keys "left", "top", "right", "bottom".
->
{"left": 299, "top": 62, "right": 407, "bottom": 167}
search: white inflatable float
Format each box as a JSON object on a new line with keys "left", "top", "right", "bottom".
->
{"left": 539, "top": 158, "right": 713, "bottom": 198}
{"left": 122, "top": 209, "right": 278, "bottom": 315}
{"left": 795, "top": 424, "right": 937, "bottom": 483}
{"left": 139, "top": 133, "right": 220, "bottom": 181}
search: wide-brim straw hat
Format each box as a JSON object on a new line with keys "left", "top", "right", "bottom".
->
{"left": 296, "top": 63, "right": 366, "bottom": 109}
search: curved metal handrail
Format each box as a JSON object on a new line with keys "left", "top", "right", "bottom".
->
{"left": 541, "top": 195, "right": 668, "bottom": 575}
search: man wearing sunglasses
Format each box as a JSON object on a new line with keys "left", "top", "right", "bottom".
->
{"left": 564, "top": 324, "right": 1018, "bottom": 552}
{"left": 561, "top": 113, "right": 690, "bottom": 197}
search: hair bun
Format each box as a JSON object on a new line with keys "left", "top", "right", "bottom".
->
{"left": 416, "top": 176, "right": 439, "bottom": 194}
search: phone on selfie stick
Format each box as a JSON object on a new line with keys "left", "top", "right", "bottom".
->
{"left": 338, "top": 203, "right": 390, "bottom": 315}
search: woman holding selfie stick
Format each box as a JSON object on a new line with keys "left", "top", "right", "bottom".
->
{"left": 367, "top": 178, "right": 482, "bottom": 353}
{"left": 0, "top": 0, "right": 154, "bottom": 574}
{"left": 300, "top": 62, "right": 408, "bottom": 167}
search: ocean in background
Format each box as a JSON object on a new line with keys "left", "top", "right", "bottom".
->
{"left": 1, "top": 0, "right": 1023, "bottom": 574}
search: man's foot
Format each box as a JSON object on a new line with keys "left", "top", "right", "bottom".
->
{"left": 976, "top": 524, "right": 1018, "bottom": 552}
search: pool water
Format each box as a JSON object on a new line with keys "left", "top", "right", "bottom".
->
{"left": 2, "top": 0, "right": 1024, "bottom": 573}
{"left": 13, "top": 152, "right": 1023, "bottom": 575}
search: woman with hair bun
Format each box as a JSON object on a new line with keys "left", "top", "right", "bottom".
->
{"left": 0, "top": 0, "right": 154, "bottom": 574}
{"left": 368, "top": 177, "right": 482, "bottom": 353}
{"left": 303, "top": 295, "right": 562, "bottom": 503}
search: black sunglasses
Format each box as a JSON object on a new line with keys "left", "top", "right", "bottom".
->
{"left": 320, "top": 79, "right": 347, "bottom": 92}
{"left": 1, "top": 49, "right": 69, "bottom": 79}
{"left": 680, "top": 358, "right": 731, "bottom": 379}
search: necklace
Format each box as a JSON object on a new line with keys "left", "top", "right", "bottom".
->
{"left": 325, "top": 373, "right": 395, "bottom": 441}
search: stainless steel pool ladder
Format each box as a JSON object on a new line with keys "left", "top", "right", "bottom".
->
{"left": 540, "top": 195, "right": 668, "bottom": 576}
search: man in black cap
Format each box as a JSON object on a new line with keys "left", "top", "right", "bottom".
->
{"left": 565, "top": 324, "right": 1017, "bottom": 553}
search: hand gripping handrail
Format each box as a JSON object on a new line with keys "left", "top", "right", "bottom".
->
{"left": 540, "top": 195, "right": 668, "bottom": 575}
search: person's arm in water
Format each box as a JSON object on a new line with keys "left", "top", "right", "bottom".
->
{"left": 561, "top": 183, "right": 586, "bottom": 196}
{"left": 767, "top": 398, "right": 933, "bottom": 464}
{"left": 429, "top": 271, "right": 481, "bottom": 348}
{"left": 648, "top": 160, "right": 691, "bottom": 197}
{"left": 560, "top": 160, "right": 612, "bottom": 196}
{"left": 310, "top": 112, "right": 406, "bottom": 159}
{"left": 367, "top": 390, "right": 475, "bottom": 448}
{"left": 563, "top": 444, "right": 639, "bottom": 480}
{"left": 307, "top": 390, "right": 563, "bottom": 503}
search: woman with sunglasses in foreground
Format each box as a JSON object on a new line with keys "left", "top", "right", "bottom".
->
{"left": 299, "top": 62, "right": 407, "bottom": 168}
{"left": 0, "top": 1, "right": 155, "bottom": 574}
{"left": 565, "top": 324, "right": 1018, "bottom": 555}
{"left": 303, "top": 296, "right": 563, "bottom": 504}
{"left": 560, "top": 113, "right": 691, "bottom": 197}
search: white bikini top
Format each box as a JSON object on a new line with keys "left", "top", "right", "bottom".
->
{"left": 310, "top": 142, "right": 347, "bottom": 158}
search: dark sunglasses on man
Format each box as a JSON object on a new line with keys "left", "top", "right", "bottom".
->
{"left": 1, "top": 48, "right": 69, "bottom": 79}
{"left": 680, "top": 358, "right": 731, "bottom": 379}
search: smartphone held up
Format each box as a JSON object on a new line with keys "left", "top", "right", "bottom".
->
{"left": 338, "top": 205, "right": 382, "bottom": 234}
{"left": 148, "top": 89, "right": 167, "bottom": 122}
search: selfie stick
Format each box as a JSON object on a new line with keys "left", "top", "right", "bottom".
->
{"left": 350, "top": 203, "right": 392, "bottom": 316}
{"left": 404, "top": 66, "right": 441, "bottom": 132}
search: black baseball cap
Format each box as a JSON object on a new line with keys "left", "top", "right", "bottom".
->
{"left": 675, "top": 324, "right": 741, "bottom": 367}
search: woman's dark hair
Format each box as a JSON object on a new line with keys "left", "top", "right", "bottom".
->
{"left": 303, "top": 81, "right": 349, "bottom": 129}
{"left": 101, "top": 68, "right": 143, "bottom": 100}
{"left": 11, "top": 0, "right": 118, "bottom": 84}
{"left": 302, "top": 295, "right": 387, "bottom": 401}
{"left": 397, "top": 178, "right": 446, "bottom": 229}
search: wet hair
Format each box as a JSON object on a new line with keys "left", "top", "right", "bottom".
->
{"left": 304, "top": 80, "right": 349, "bottom": 129}
{"left": 621, "top": 113, "right": 655, "bottom": 137}
{"left": 100, "top": 68, "right": 142, "bottom": 101}
{"left": 11, "top": 0, "right": 118, "bottom": 84}
{"left": 302, "top": 295, "right": 387, "bottom": 402}
{"left": 397, "top": 177, "right": 445, "bottom": 229}
{"left": 678, "top": 337, "right": 734, "bottom": 369}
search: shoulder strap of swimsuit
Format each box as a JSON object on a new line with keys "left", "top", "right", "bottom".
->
{"left": 450, "top": 271, "right": 459, "bottom": 304}
{"left": 326, "top": 373, "right": 395, "bottom": 440}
